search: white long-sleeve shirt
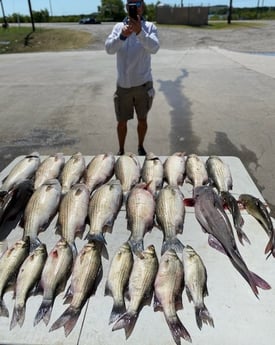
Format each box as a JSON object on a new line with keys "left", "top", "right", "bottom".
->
{"left": 105, "top": 19, "right": 160, "bottom": 88}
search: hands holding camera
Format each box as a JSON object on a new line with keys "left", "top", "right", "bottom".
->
{"left": 122, "top": 17, "right": 141, "bottom": 37}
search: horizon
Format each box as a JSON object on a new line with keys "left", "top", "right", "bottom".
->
{"left": 1, "top": 0, "right": 275, "bottom": 17}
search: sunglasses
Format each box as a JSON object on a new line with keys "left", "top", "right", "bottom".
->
{"left": 128, "top": 1, "right": 142, "bottom": 7}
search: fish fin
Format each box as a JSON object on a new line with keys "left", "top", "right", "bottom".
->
{"left": 33, "top": 299, "right": 53, "bottom": 326}
{"left": 69, "top": 242, "right": 78, "bottom": 262}
{"left": 208, "top": 235, "right": 227, "bottom": 255}
{"left": 109, "top": 301, "right": 127, "bottom": 325}
{"left": 185, "top": 286, "right": 193, "bottom": 303}
{"left": 55, "top": 224, "right": 62, "bottom": 236}
{"left": 161, "top": 237, "right": 184, "bottom": 255}
{"left": 175, "top": 293, "right": 183, "bottom": 311}
{"left": 29, "top": 237, "right": 42, "bottom": 253}
{"left": 128, "top": 238, "right": 144, "bottom": 256}
{"left": 195, "top": 304, "right": 214, "bottom": 330}
{"left": 265, "top": 235, "right": 275, "bottom": 259}
{"left": 49, "top": 306, "right": 81, "bottom": 337}
{"left": 153, "top": 294, "right": 163, "bottom": 312}
{"left": 85, "top": 232, "right": 106, "bottom": 244}
{"left": 112, "top": 311, "right": 138, "bottom": 339}
{"left": 235, "top": 226, "right": 251, "bottom": 246}
{"left": 63, "top": 284, "right": 73, "bottom": 305}
{"left": 10, "top": 304, "right": 26, "bottom": 330}
{"left": 165, "top": 314, "right": 192, "bottom": 344}
{"left": 0, "top": 299, "right": 9, "bottom": 318}
{"left": 250, "top": 271, "right": 271, "bottom": 290}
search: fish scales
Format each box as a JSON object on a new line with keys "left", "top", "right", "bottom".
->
{"left": 112, "top": 245, "right": 158, "bottom": 339}
{"left": 155, "top": 185, "right": 185, "bottom": 254}
{"left": 61, "top": 152, "right": 86, "bottom": 195}
{"left": 49, "top": 241, "right": 102, "bottom": 337}
{"left": 154, "top": 249, "right": 191, "bottom": 344}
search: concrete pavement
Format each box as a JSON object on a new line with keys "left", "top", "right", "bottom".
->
{"left": 0, "top": 46, "right": 274, "bottom": 215}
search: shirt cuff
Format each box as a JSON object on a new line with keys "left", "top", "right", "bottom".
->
{"left": 119, "top": 33, "right": 127, "bottom": 41}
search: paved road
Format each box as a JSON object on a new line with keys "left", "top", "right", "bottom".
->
{"left": 1, "top": 21, "right": 275, "bottom": 216}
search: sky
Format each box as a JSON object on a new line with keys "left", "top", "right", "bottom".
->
{"left": 2, "top": 0, "right": 275, "bottom": 16}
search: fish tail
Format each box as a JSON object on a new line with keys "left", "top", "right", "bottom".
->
{"left": 128, "top": 238, "right": 144, "bottom": 256}
{"left": 250, "top": 271, "right": 271, "bottom": 290}
{"left": 264, "top": 234, "right": 275, "bottom": 259}
{"left": 0, "top": 298, "right": 9, "bottom": 318}
{"left": 195, "top": 304, "right": 214, "bottom": 330}
{"left": 112, "top": 311, "right": 138, "bottom": 339}
{"left": 49, "top": 306, "right": 81, "bottom": 337}
{"left": 235, "top": 226, "right": 251, "bottom": 246}
{"left": 109, "top": 301, "right": 127, "bottom": 325}
{"left": 85, "top": 232, "right": 106, "bottom": 244}
{"left": 161, "top": 237, "right": 185, "bottom": 255}
{"left": 69, "top": 242, "right": 78, "bottom": 261}
{"left": 165, "top": 314, "right": 192, "bottom": 344}
{"left": 33, "top": 299, "right": 53, "bottom": 326}
{"left": 10, "top": 304, "right": 26, "bottom": 330}
{"left": 29, "top": 236, "right": 42, "bottom": 252}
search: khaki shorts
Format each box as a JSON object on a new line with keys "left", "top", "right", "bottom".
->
{"left": 113, "top": 81, "right": 154, "bottom": 121}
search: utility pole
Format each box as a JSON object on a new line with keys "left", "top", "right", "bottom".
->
{"left": 227, "top": 0, "right": 233, "bottom": 24}
{"left": 28, "top": 0, "right": 35, "bottom": 32}
{"left": 0, "top": 0, "right": 8, "bottom": 28}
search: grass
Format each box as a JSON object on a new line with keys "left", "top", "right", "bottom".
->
{"left": 0, "top": 27, "right": 93, "bottom": 54}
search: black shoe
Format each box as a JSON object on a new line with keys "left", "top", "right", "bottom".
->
{"left": 138, "top": 146, "right": 147, "bottom": 156}
{"left": 117, "top": 149, "right": 124, "bottom": 155}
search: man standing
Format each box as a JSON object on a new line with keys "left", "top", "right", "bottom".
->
{"left": 105, "top": 0, "right": 160, "bottom": 155}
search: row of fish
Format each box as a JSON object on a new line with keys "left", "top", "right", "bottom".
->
{"left": 0, "top": 151, "right": 274, "bottom": 344}
{"left": 0, "top": 231, "right": 213, "bottom": 344}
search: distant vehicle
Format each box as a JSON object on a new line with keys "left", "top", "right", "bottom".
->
{"left": 79, "top": 17, "right": 101, "bottom": 24}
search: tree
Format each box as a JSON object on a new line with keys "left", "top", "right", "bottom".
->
{"left": 101, "top": 0, "right": 126, "bottom": 21}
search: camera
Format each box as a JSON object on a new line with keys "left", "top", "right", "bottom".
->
{"left": 128, "top": 3, "right": 138, "bottom": 20}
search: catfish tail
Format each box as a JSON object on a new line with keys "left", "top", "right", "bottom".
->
{"left": 265, "top": 234, "right": 275, "bottom": 259}
{"left": 49, "top": 306, "right": 81, "bottom": 337}
{"left": 112, "top": 311, "right": 138, "bottom": 339}
{"left": 10, "top": 304, "right": 26, "bottom": 330}
{"left": 164, "top": 314, "right": 192, "bottom": 345}
{"left": 195, "top": 304, "right": 214, "bottom": 330}
{"left": 33, "top": 299, "right": 53, "bottom": 326}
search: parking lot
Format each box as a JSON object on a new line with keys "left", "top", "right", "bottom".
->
{"left": 0, "top": 21, "right": 275, "bottom": 215}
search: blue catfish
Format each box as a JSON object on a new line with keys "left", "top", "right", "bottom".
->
{"left": 194, "top": 186, "right": 270, "bottom": 297}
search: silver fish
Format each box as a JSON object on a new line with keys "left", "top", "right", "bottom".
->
{"left": 1, "top": 152, "right": 40, "bottom": 192}
{"left": 86, "top": 180, "right": 123, "bottom": 255}
{"left": 49, "top": 241, "right": 102, "bottom": 337}
{"left": 84, "top": 153, "right": 115, "bottom": 193}
{"left": 0, "top": 238, "right": 30, "bottom": 317}
{"left": 105, "top": 242, "right": 134, "bottom": 324}
{"left": 34, "top": 239, "right": 73, "bottom": 327}
{"left": 239, "top": 193, "right": 275, "bottom": 258}
{"left": 221, "top": 191, "right": 249, "bottom": 246}
{"left": 60, "top": 152, "right": 86, "bottom": 195}
{"left": 56, "top": 183, "right": 90, "bottom": 257}
{"left": 141, "top": 152, "right": 163, "bottom": 197}
{"left": 163, "top": 152, "right": 185, "bottom": 187}
{"left": 112, "top": 245, "right": 158, "bottom": 339}
{"left": 206, "top": 155, "right": 232, "bottom": 193}
{"left": 10, "top": 243, "right": 47, "bottom": 329}
{"left": 34, "top": 153, "right": 65, "bottom": 190}
{"left": 185, "top": 154, "right": 208, "bottom": 189}
{"left": 154, "top": 249, "right": 191, "bottom": 344}
{"left": 155, "top": 185, "right": 185, "bottom": 255}
{"left": 23, "top": 179, "right": 61, "bottom": 251}
{"left": 182, "top": 245, "right": 214, "bottom": 330}
{"left": 114, "top": 153, "right": 141, "bottom": 197}
{"left": 194, "top": 186, "right": 271, "bottom": 297}
{"left": 126, "top": 183, "right": 155, "bottom": 254}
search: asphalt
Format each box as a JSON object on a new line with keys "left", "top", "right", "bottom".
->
{"left": 0, "top": 22, "right": 275, "bottom": 216}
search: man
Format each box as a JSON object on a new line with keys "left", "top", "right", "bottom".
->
{"left": 105, "top": 0, "right": 160, "bottom": 155}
